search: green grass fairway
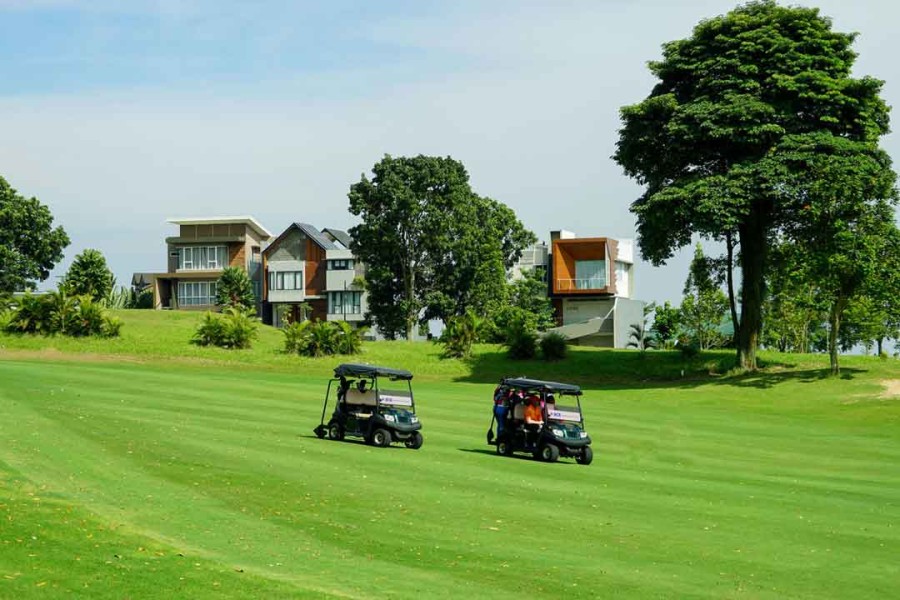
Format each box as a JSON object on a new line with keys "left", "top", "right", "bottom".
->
{"left": 1, "top": 314, "right": 899, "bottom": 598}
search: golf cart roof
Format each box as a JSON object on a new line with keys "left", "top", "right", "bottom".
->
{"left": 333, "top": 363, "right": 413, "bottom": 380}
{"left": 500, "top": 377, "right": 582, "bottom": 395}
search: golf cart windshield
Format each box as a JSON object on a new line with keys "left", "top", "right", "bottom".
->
{"left": 547, "top": 404, "right": 582, "bottom": 423}
{"left": 545, "top": 403, "right": 587, "bottom": 441}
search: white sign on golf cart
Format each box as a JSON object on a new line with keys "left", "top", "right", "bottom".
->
{"left": 548, "top": 409, "right": 581, "bottom": 422}
{"left": 379, "top": 392, "right": 413, "bottom": 407}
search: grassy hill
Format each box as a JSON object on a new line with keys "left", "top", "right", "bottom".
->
{"left": 1, "top": 311, "right": 898, "bottom": 598}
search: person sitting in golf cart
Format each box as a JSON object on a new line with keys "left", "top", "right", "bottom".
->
{"left": 524, "top": 395, "right": 543, "bottom": 426}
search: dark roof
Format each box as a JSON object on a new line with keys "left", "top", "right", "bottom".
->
{"left": 295, "top": 223, "right": 337, "bottom": 250}
{"left": 334, "top": 363, "right": 413, "bottom": 380}
{"left": 263, "top": 222, "right": 337, "bottom": 256}
{"left": 500, "top": 377, "right": 582, "bottom": 394}
{"left": 322, "top": 228, "right": 352, "bottom": 249}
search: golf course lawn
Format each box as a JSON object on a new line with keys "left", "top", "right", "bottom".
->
{"left": 1, "top": 317, "right": 898, "bottom": 598}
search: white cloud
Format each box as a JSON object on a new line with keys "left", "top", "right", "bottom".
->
{"left": 1, "top": 0, "right": 898, "bottom": 305}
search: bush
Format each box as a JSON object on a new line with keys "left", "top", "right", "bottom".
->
{"left": 335, "top": 321, "right": 367, "bottom": 355}
{"left": 505, "top": 320, "right": 538, "bottom": 360}
{"left": 107, "top": 286, "right": 131, "bottom": 309}
{"left": 539, "top": 332, "right": 568, "bottom": 361}
{"left": 130, "top": 288, "right": 154, "bottom": 309}
{"left": 677, "top": 337, "right": 701, "bottom": 359}
{"left": 282, "top": 319, "right": 366, "bottom": 357}
{"left": 3, "top": 291, "right": 121, "bottom": 338}
{"left": 64, "top": 249, "right": 115, "bottom": 302}
{"left": 216, "top": 267, "right": 255, "bottom": 310}
{"left": 6, "top": 293, "right": 51, "bottom": 334}
{"left": 441, "top": 310, "right": 481, "bottom": 358}
{"left": 192, "top": 307, "right": 258, "bottom": 349}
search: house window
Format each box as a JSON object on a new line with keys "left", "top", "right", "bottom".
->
{"left": 177, "top": 281, "right": 218, "bottom": 306}
{"left": 268, "top": 271, "right": 303, "bottom": 291}
{"left": 250, "top": 246, "right": 261, "bottom": 263}
{"left": 178, "top": 246, "right": 228, "bottom": 271}
{"left": 329, "top": 291, "right": 362, "bottom": 315}
{"left": 328, "top": 259, "right": 354, "bottom": 271}
{"left": 574, "top": 260, "right": 606, "bottom": 289}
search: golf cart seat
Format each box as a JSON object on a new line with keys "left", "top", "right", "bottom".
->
{"left": 346, "top": 388, "right": 377, "bottom": 417}
{"left": 512, "top": 404, "right": 525, "bottom": 420}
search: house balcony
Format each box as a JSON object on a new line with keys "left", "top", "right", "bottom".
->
{"left": 555, "top": 278, "right": 610, "bottom": 293}
{"left": 326, "top": 311, "right": 365, "bottom": 323}
{"left": 268, "top": 289, "right": 306, "bottom": 303}
{"left": 326, "top": 269, "right": 356, "bottom": 292}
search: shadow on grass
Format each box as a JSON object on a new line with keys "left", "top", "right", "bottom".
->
{"left": 451, "top": 347, "right": 866, "bottom": 391}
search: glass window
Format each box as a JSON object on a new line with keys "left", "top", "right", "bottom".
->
{"left": 177, "top": 281, "right": 217, "bottom": 306}
{"left": 178, "top": 246, "right": 228, "bottom": 271}
{"left": 268, "top": 271, "right": 303, "bottom": 291}
{"left": 328, "top": 259, "right": 354, "bottom": 271}
{"left": 574, "top": 260, "right": 606, "bottom": 289}
{"left": 329, "top": 291, "right": 362, "bottom": 314}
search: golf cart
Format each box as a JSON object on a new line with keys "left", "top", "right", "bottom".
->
{"left": 487, "top": 377, "right": 593, "bottom": 464}
{"left": 314, "top": 363, "right": 423, "bottom": 449}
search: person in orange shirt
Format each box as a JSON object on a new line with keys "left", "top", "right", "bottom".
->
{"left": 524, "top": 396, "right": 543, "bottom": 426}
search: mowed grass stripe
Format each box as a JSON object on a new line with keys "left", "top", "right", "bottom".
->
{"left": 1, "top": 357, "right": 899, "bottom": 598}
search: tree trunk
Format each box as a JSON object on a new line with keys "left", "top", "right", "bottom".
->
{"left": 737, "top": 208, "right": 769, "bottom": 371}
{"left": 404, "top": 265, "right": 416, "bottom": 341}
{"left": 877, "top": 337, "right": 884, "bottom": 356}
{"left": 725, "top": 230, "right": 739, "bottom": 343}
{"left": 828, "top": 295, "right": 847, "bottom": 376}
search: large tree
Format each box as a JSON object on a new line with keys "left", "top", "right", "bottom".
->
{"left": 0, "top": 176, "right": 69, "bottom": 293}
{"left": 614, "top": 0, "right": 891, "bottom": 370}
{"left": 348, "top": 155, "right": 534, "bottom": 340}
{"left": 63, "top": 248, "right": 115, "bottom": 302}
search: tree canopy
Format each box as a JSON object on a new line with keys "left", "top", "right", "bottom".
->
{"left": 614, "top": 0, "right": 894, "bottom": 370}
{"left": 216, "top": 266, "right": 256, "bottom": 311}
{"left": 63, "top": 249, "right": 115, "bottom": 302}
{"left": 348, "top": 155, "right": 535, "bottom": 340}
{"left": 0, "top": 176, "right": 70, "bottom": 293}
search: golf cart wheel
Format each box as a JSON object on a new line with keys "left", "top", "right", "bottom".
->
{"left": 577, "top": 446, "right": 594, "bottom": 465}
{"left": 404, "top": 431, "right": 424, "bottom": 449}
{"left": 328, "top": 422, "right": 344, "bottom": 441}
{"left": 539, "top": 443, "right": 560, "bottom": 463}
{"left": 372, "top": 428, "right": 392, "bottom": 448}
{"left": 497, "top": 439, "right": 513, "bottom": 456}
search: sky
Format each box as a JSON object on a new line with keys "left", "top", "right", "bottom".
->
{"left": 1, "top": 0, "right": 898, "bottom": 305}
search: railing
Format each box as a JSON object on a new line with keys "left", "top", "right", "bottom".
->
{"left": 555, "top": 278, "right": 607, "bottom": 291}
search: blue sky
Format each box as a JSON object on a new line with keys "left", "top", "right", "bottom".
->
{"left": 1, "top": 0, "right": 898, "bottom": 303}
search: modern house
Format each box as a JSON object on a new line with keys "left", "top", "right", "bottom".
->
{"left": 143, "top": 216, "right": 273, "bottom": 311}
{"left": 514, "top": 230, "right": 644, "bottom": 348}
{"left": 261, "top": 223, "right": 368, "bottom": 328}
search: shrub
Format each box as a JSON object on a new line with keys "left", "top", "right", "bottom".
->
{"left": 441, "top": 310, "right": 482, "bottom": 358}
{"left": 3, "top": 291, "right": 121, "bottom": 338}
{"left": 106, "top": 286, "right": 131, "bottom": 309}
{"left": 216, "top": 267, "right": 255, "bottom": 310}
{"left": 46, "top": 289, "right": 78, "bottom": 335}
{"left": 505, "top": 320, "right": 537, "bottom": 360}
{"left": 282, "top": 319, "right": 366, "bottom": 357}
{"left": 283, "top": 321, "right": 307, "bottom": 354}
{"left": 6, "top": 293, "right": 51, "bottom": 334}
{"left": 0, "top": 307, "right": 12, "bottom": 331}
{"left": 677, "top": 336, "right": 701, "bottom": 359}
{"left": 71, "top": 295, "right": 107, "bottom": 337}
{"left": 335, "top": 321, "right": 367, "bottom": 355}
{"left": 64, "top": 249, "right": 115, "bottom": 302}
{"left": 539, "top": 331, "right": 568, "bottom": 361}
{"left": 192, "top": 307, "right": 258, "bottom": 349}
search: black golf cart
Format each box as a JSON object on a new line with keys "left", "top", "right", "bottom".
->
{"left": 314, "top": 363, "right": 423, "bottom": 449}
{"left": 487, "top": 377, "right": 593, "bottom": 464}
